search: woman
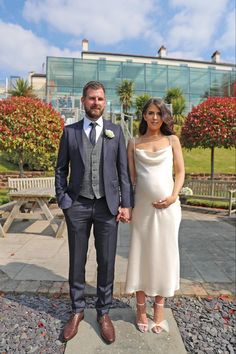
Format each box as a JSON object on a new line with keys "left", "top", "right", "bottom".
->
{"left": 125, "top": 98, "right": 185, "bottom": 334}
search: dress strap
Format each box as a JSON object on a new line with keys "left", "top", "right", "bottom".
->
{"left": 167, "top": 135, "right": 173, "bottom": 146}
{"left": 133, "top": 137, "right": 136, "bottom": 149}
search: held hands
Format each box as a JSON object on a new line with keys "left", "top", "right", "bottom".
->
{"left": 116, "top": 207, "right": 132, "bottom": 223}
{"left": 152, "top": 195, "right": 176, "bottom": 209}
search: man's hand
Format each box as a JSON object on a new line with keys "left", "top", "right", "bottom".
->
{"left": 116, "top": 207, "right": 132, "bottom": 223}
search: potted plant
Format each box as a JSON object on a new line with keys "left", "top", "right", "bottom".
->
{"left": 179, "top": 186, "right": 193, "bottom": 204}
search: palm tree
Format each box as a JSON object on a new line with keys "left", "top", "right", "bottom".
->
{"left": 116, "top": 80, "right": 134, "bottom": 114}
{"left": 164, "top": 87, "right": 186, "bottom": 125}
{"left": 8, "top": 78, "right": 36, "bottom": 98}
{"left": 135, "top": 93, "right": 151, "bottom": 119}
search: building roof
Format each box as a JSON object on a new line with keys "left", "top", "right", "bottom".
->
{"left": 30, "top": 73, "right": 46, "bottom": 78}
{"left": 81, "top": 50, "right": 236, "bottom": 69}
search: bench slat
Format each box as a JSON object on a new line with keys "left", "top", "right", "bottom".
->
{"left": 8, "top": 177, "right": 55, "bottom": 192}
{"left": 182, "top": 180, "right": 236, "bottom": 215}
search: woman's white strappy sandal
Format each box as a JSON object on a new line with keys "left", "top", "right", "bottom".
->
{"left": 150, "top": 302, "right": 169, "bottom": 334}
{"left": 136, "top": 303, "right": 149, "bottom": 333}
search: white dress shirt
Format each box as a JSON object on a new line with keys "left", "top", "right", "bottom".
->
{"left": 83, "top": 115, "right": 103, "bottom": 143}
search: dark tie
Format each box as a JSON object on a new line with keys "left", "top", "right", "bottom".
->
{"left": 89, "top": 122, "right": 97, "bottom": 146}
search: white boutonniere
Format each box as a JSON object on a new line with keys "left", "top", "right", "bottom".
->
{"left": 104, "top": 129, "right": 115, "bottom": 139}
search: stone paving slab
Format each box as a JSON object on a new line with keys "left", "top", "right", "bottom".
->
{"left": 64, "top": 306, "right": 187, "bottom": 354}
{"left": 0, "top": 276, "right": 235, "bottom": 299}
{"left": 0, "top": 209, "right": 235, "bottom": 298}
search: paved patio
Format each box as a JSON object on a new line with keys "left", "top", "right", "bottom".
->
{"left": 0, "top": 207, "right": 235, "bottom": 298}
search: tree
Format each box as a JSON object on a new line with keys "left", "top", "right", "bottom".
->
{"left": 135, "top": 93, "right": 151, "bottom": 119}
{"left": 181, "top": 96, "right": 235, "bottom": 179}
{"left": 164, "top": 87, "right": 186, "bottom": 125}
{"left": 8, "top": 78, "right": 36, "bottom": 98}
{"left": 0, "top": 96, "right": 64, "bottom": 176}
{"left": 116, "top": 80, "right": 134, "bottom": 114}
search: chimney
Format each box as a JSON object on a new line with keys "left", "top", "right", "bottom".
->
{"left": 158, "top": 45, "right": 166, "bottom": 58}
{"left": 211, "top": 50, "right": 220, "bottom": 63}
{"left": 28, "top": 71, "right": 35, "bottom": 84}
{"left": 82, "top": 39, "right": 89, "bottom": 52}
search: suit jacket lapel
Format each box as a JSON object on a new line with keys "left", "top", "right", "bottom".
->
{"left": 75, "top": 119, "right": 85, "bottom": 165}
{"left": 102, "top": 119, "right": 109, "bottom": 161}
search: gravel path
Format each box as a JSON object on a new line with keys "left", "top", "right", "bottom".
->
{"left": 166, "top": 296, "right": 236, "bottom": 354}
{"left": 0, "top": 294, "right": 235, "bottom": 354}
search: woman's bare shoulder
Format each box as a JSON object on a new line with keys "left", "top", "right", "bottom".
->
{"left": 170, "top": 134, "right": 180, "bottom": 144}
{"left": 128, "top": 138, "right": 135, "bottom": 151}
{"left": 129, "top": 136, "right": 142, "bottom": 145}
{"left": 128, "top": 138, "right": 134, "bottom": 145}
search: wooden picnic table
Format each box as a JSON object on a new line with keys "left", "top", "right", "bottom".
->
{"left": 2, "top": 187, "right": 65, "bottom": 238}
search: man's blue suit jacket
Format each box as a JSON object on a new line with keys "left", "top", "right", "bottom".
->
{"left": 55, "top": 118, "right": 134, "bottom": 215}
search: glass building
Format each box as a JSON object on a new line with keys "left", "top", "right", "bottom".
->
{"left": 46, "top": 41, "right": 236, "bottom": 119}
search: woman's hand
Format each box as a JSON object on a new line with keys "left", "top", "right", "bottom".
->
{"left": 116, "top": 207, "right": 132, "bottom": 222}
{"left": 152, "top": 195, "right": 176, "bottom": 209}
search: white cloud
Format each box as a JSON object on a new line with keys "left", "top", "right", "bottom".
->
{"left": 0, "top": 0, "right": 234, "bottom": 78}
{"left": 23, "top": 0, "right": 158, "bottom": 44}
{"left": 166, "top": 0, "right": 230, "bottom": 56}
{"left": 0, "top": 20, "right": 80, "bottom": 76}
{"left": 167, "top": 50, "right": 204, "bottom": 61}
{"left": 215, "top": 10, "right": 235, "bottom": 50}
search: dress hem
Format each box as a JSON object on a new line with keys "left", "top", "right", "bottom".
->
{"left": 124, "top": 287, "right": 179, "bottom": 298}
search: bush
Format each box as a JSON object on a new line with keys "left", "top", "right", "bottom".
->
{"left": 181, "top": 97, "right": 235, "bottom": 149}
{"left": 133, "top": 120, "right": 140, "bottom": 137}
{"left": 0, "top": 97, "right": 64, "bottom": 175}
{"left": 186, "top": 198, "right": 230, "bottom": 210}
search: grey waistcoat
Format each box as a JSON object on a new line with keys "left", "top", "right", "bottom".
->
{"left": 79, "top": 131, "right": 105, "bottom": 199}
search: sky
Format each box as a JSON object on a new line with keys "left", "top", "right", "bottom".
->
{"left": 0, "top": 0, "right": 235, "bottom": 79}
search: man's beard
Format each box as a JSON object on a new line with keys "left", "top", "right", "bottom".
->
{"left": 84, "top": 106, "right": 105, "bottom": 120}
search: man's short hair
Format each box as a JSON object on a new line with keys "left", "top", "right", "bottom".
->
{"left": 82, "top": 81, "right": 106, "bottom": 97}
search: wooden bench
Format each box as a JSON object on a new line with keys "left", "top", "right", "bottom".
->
{"left": 181, "top": 180, "right": 236, "bottom": 215}
{"left": 8, "top": 176, "right": 56, "bottom": 216}
{"left": 8, "top": 176, "right": 55, "bottom": 191}
{"left": 2, "top": 177, "right": 66, "bottom": 238}
{"left": 0, "top": 201, "right": 17, "bottom": 237}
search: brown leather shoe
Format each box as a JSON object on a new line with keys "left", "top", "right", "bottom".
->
{"left": 97, "top": 314, "right": 115, "bottom": 344}
{"left": 63, "top": 312, "right": 84, "bottom": 341}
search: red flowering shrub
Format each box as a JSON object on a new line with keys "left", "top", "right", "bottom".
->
{"left": 181, "top": 97, "right": 235, "bottom": 148}
{"left": 0, "top": 96, "right": 64, "bottom": 174}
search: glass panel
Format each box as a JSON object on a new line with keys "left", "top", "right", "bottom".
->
{"left": 229, "top": 70, "right": 236, "bottom": 97}
{"left": 189, "top": 94, "right": 203, "bottom": 108}
{"left": 210, "top": 70, "right": 232, "bottom": 97}
{"left": 46, "top": 56, "right": 234, "bottom": 114}
{"left": 189, "top": 68, "right": 210, "bottom": 101}
{"left": 98, "top": 61, "right": 121, "bottom": 89}
{"left": 168, "top": 65, "right": 189, "bottom": 92}
{"left": 47, "top": 57, "right": 74, "bottom": 88}
{"left": 74, "top": 59, "right": 98, "bottom": 88}
{"left": 145, "top": 64, "right": 167, "bottom": 96}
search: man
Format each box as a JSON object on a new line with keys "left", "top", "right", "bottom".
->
{"left": 55, "top": 81, "right": 133, "bottom": 344}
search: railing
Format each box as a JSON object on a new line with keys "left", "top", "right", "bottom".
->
{"left": 59, "top": 108, "right": 84, "bottom": 125}
{"left": 58, "top": 108, "right": 134, "bottom": 144}
{"left": 111, "top": 113, "right": 133, "bottom": 145}
{"left": 120, "top": 113, "right": 133, "bottom": 145}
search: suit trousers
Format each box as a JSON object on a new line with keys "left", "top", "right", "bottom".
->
{"left": 63, "top": 196, "right": 118, "bottom": 317}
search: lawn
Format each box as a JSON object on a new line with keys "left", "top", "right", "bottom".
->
{"left": 0, "top": 152, "right": 18, "bottom": 172}
{"left": 0, "top": 148, "right": 235, "bottom": 174}
{"left": 0, "top": 148, "right": 234, "bottom": 208}
{"left": 0, "top": 189, "right": 9, "bottom": 204}
{"left": 183, "top": 147, "right": 235, "bottom": 174}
